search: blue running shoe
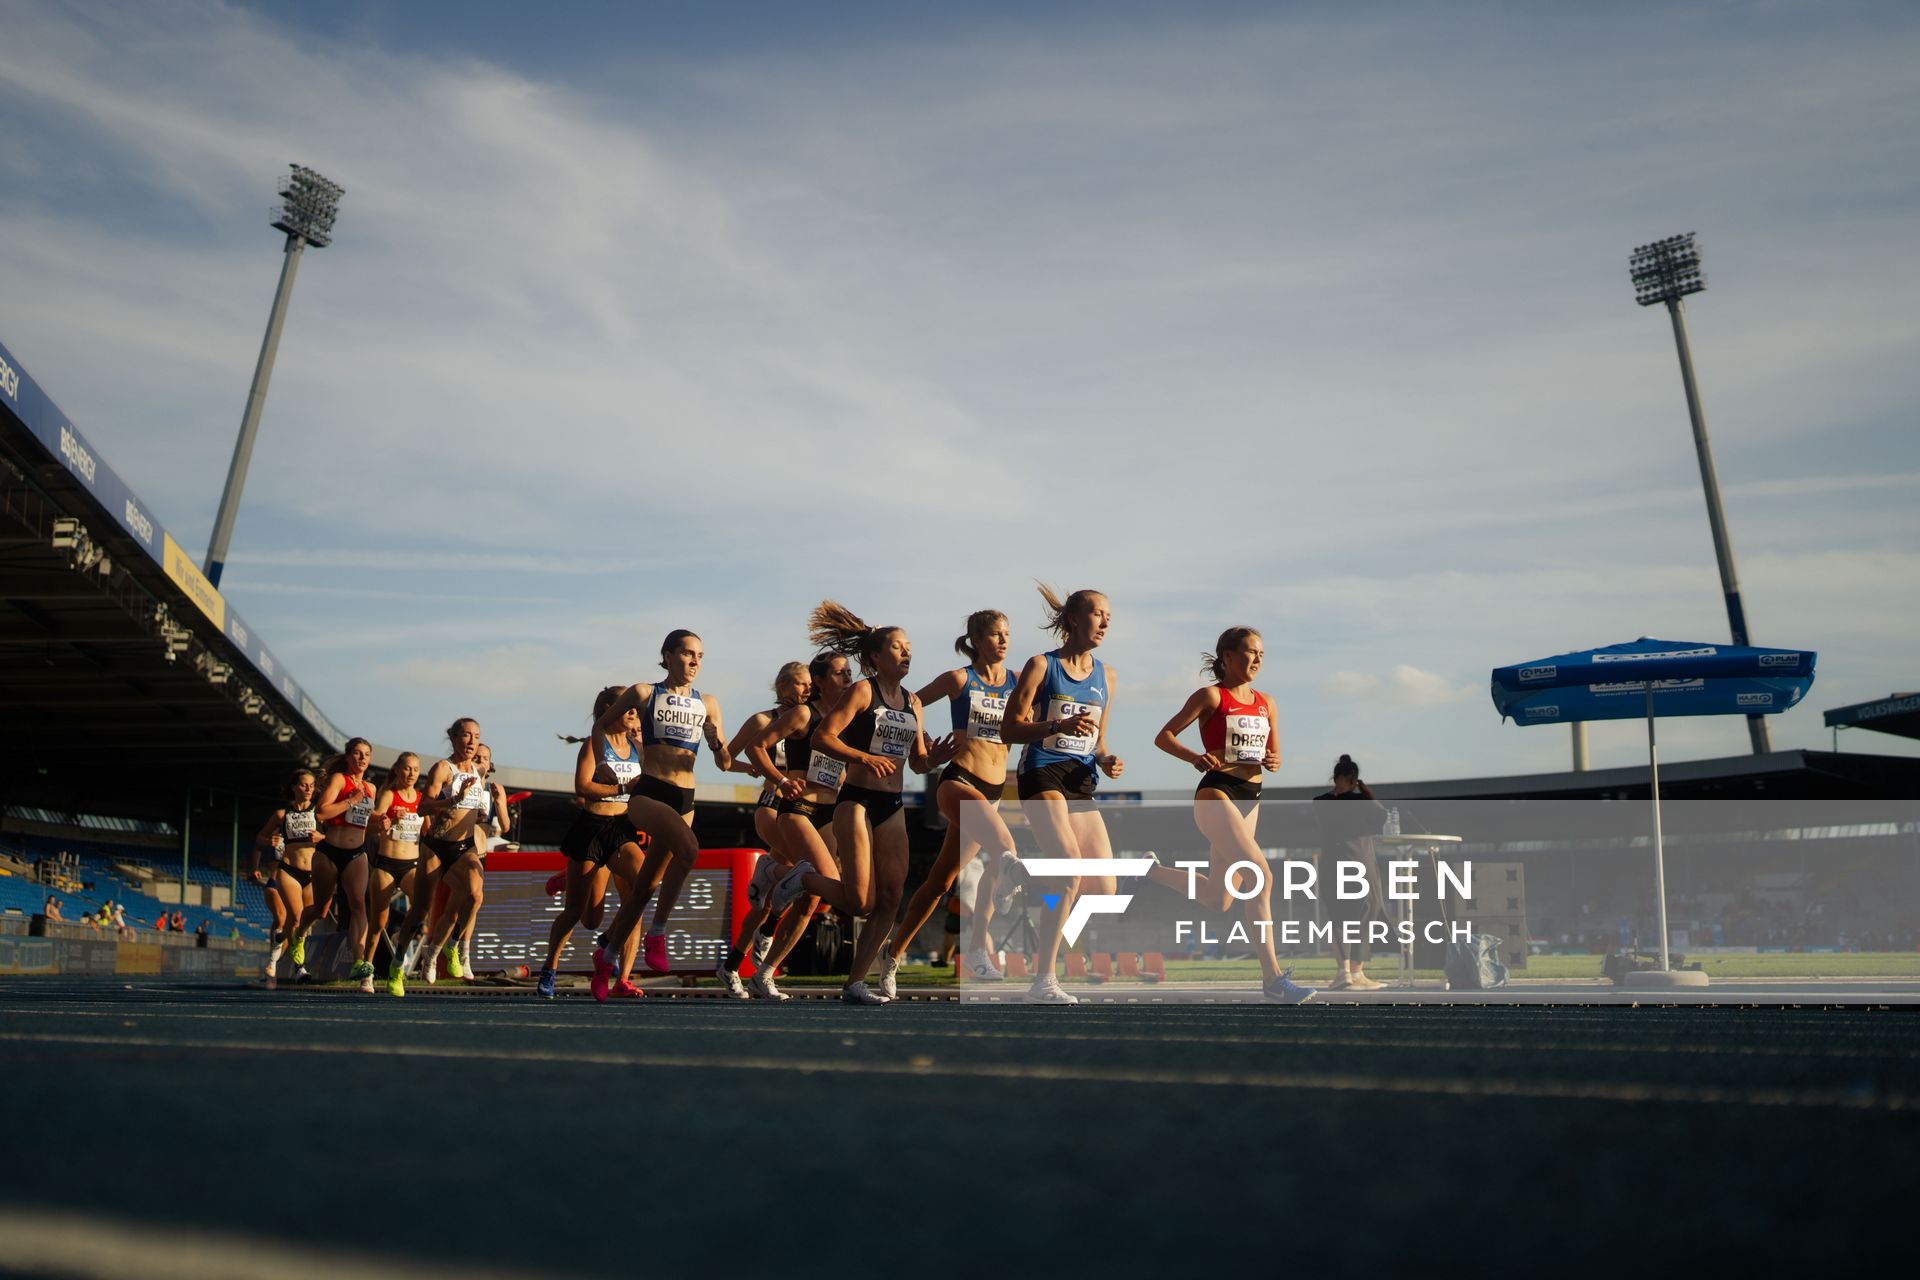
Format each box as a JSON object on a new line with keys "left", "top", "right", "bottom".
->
{"left": 1264, "top": 966, "right": 1317, "bottom": 1005}
{"left": 537, "top": 967, "right": 557, "bottom": 999}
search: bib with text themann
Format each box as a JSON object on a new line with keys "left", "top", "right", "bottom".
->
{"left": 601, "top": 758, "right": 642, "bottom": 791}
{"left": 1221, "top": 714, "right": 1272, "bottom": 765}
{"left": 652, "top": 692, "right": 707, "bottom": 749}
{"left": 966, "top": 689, "right": 1008, "bottom": 742}
{"left": 870, "top": 706, "right": 917, "bottom": 759}
{"left": 391, "top": 813, "right": 423, "bottom": 844}
{"left": 806, "top": 752, "right": 846, "bottom": 790}
{"left": 1042, "top": 697, "right": 1102, "bottom": 756}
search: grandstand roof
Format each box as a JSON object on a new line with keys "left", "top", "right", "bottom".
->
{"left": 1824, "top": 693, "right": 1920, "bottom": 742}
{"left": 1, "top": 336, "right": 340, "bottom": 820}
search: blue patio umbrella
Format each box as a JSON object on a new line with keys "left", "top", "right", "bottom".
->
{"left": 1490, "top": 637, "right": 1817, "bottom": 976}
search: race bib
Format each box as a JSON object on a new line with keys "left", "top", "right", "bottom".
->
{"left": 390, "top": 813, "right": 423, "bottom": 844}
{"left": 1042, "top": 696, "right": 1101, "bottom": 756}
{"left": 652, "top": 692, "right": 706, "bottom": 749}
{"left": 345, "top": 791, "right": 375, "bottom": 828}
{"left": 452, "top": 773, "right": 486, "bottom": 810}
{"left": 870, "top": 706, "right": 917, "bottom": 760}
{"left": 806, "top": 752, "right": 846, "bottom": 790}
{"left": 600, "top": 758, "right": 642, "bottom": 792}
{"left": 284, "top": 810, "right": 316, "bottom": 841}
{"left": 772, "top": 739, "right": 788, "bottom": 769}
{"left": 1220, "top": 714, "right": 1271, "bottom": 765}
{"left": 965, "top": 689, "right": 1007, "bottom": 742}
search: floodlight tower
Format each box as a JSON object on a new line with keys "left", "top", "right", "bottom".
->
{"left": 203, "top": 163, "right": 344, "bottom": 588}
{"left": 1629, "top": 231, "right": 1770, "bottom": 755}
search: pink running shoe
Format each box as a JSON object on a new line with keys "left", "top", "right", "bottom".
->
{"left": 643, "top": 932, "right": 670, "bottom": 974}
{"left": 590, "top": 947, "right": 614, "bottom": 1003}
{"left": 610, "top": 978, "right": 644, "bottom": 999}
{"left": 544, "top": 872, "right": 567, "bottom": 897}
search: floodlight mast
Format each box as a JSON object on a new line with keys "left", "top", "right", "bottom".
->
{"left": 1629, "top": 232, "right": 1771, "bottom": 755}
{"left": 203, "top": 163, "right": 344, "bottom": 588}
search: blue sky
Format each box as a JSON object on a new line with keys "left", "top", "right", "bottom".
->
{"left": 2, "top": 1, "right": 1916, "bottom": 786}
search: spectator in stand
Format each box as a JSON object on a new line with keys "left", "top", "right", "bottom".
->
{"left": 44, "top": 896, "right": 63, "bottom": 922}
{"left": 169, "top": 909, "right": 185, "bottom": 932}
{"left": 112, "top": 902, "right": 128, "bottom": 938}
{"left": 154, "top": 913, "right": 169, "bottom": 932}
{"left": 194, "top": 919, "right": 209, "bottom": 944}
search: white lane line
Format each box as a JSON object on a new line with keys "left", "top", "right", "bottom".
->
{"left": 0, "top": 1205, "right": 539, "bottom": 1280}
{"left": 0, "top": 1029, "right": 1906, "bottom": 1112}
{"left": 0, "top": 1007, "right": 1900, "bottom": 1060}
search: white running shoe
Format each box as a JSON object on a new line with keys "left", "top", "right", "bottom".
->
{"left": 877, "top": 953, "right": 901, "bottom": 1000}
{"left": 1026, "top": 975, "right": 1077, "bottom": 1005}
{"left": 747, "top": 968, "right": 789, "bottom": 1002}
{"left": 770, "top": 860, "right": 814, "bottom": 911}
{"left": 717, "top": 961, "right": 749, "bottom": 1000}
{"left": 358, "top": 971, "right": 375, "bottom": 995}
{"left": 963, "top": 948, "right": 1004, "bottom": 981}
{"left": 423, "top": 950, "right": 438, "bottom": 986}
{"left": 992, "top": 851, "right": 1027, "bottom": 914}
{"left": 841, "top": 980, "right": 890, "bottom": 1005}
{"left": 750, "top": 931, "right": 774, "bottom": 967}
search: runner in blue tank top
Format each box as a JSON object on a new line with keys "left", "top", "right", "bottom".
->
{"left": 1002, "top": 585, "right": 1126, "bottom": 1005}
{"left": 879, "top": 608, "right": 1023, "bottom": 992}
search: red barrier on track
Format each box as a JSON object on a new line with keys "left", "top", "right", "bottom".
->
{"left": 470, "top": 847, "right": 761, "bottom": 975}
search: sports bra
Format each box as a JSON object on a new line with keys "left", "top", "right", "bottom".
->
{"left": 282, "top": 806, "right": 317, "bottom": 843}
{"left": 640, "top": 683, "right": 708, "bottom": 752}
{"left": 846, "top": 680, "right": 916, "bottom": 761}
{"left": 1199, "top": 686, "right": 1272, "bottom": 764}
{"left": 325, "top": 775, "right": 375, "bottom": 828}
{"left": 591, "top": 735, "right": 643, "bottom": 798}
{"left": 385, "top": 790, "right": 424, "bottom": 843}
{"left": 950, "top": 665, "right": 1016, "bottom": 742}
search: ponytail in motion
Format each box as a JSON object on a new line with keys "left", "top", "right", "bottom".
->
{"left": 557, "top": 686, "right": 625, "bottom": 745}
{"left": 1201, "top": 626, "right": 1262, "bottom": 681}
{"left": 808, "top": 601, "right": 901, "bottom": 673}
{"left": 1036, "top": 582, "right": 1106, "bottom": 640}
{"left": 954, "top": 608, "right": 1008, "bottom": 661}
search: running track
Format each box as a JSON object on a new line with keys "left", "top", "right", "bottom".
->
{"left": 1, "top": 978, "right": 1915, "bottom": 1275}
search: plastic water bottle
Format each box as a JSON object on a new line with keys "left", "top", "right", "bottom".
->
{"left": 1385, "top": 807, "right": 1401, "bottom": 837}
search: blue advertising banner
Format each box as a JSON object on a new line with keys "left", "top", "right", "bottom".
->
{"left": 0, "top": 334, "right": 342, "bottom": 749}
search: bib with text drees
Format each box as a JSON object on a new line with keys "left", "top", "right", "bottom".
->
{"left": 1220, "top": 714, "right": 1272, "bottom": 765}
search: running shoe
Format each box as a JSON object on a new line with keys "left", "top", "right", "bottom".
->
{"left": 642, "top": 932, "right": 670, "bottom": 974}
{"left": 590, "top": 947, "right": 614, "bottom": 1003}
{"left": 387, "top": 964, "right": 405, "bottom": 998}
{"left": 459, "top": 938, "right": 474, "bottom": 981}
{"left": 1025, "top": 975, "right": 1077, "bottom": 1006}
{"left": 841, "top": 980, "right": 890, "bottom": 1005}
{"left": 962, "top": 948, "right": 1004, "bottom": 981}
{"left": 289, "top": 934, "right": 306, "bottom": 967}
{"left": 264, "top": 946, "right": 282, "bottom": 983}
{"left": 747, "top": 968, "right": 789, "bottom": 1002}
{"left": 293, "top": 966, "right": 312, "bottom": 985}
{"left": 443, "top": 942, "right": 465, "bottom": 981}
{"left": 610, "top": 978, "right": 643, "bottom": 999}
{"left": 992, "top": 851, "right": 1026, "bottom": 914}
{"left": 716, "top": 963, "right": 748, "bottom": 1000}
{"left": 358, "top": 969, "right": 375, "bottom": 995}
{"left": 769, "top": 860, "right": 815, "bottom": 911}
{"left": 544, "top": 871, "right": 567, "bottom": 897}
{"left": 1346, "top": 972, "right": 1385, "bottom": 991}
{"left": 423, "top": 950, "right": 438, "bottom": 986}
{"left": 747, "top": 856, "right": 780, "bottom": 908}
{"left": 877, "top": 952, "right": 901, "bottom": 1001}
{"left": 537, "top": 968, "right": 557, "bottom": 999}
{"left": 750, "top": 931, "right": 774, "bottom": 967}
{"left": 1263, "top": 967, "right": 1317, "bottom": 1005}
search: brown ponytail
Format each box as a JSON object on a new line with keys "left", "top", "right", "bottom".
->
{"left": 558, "top": 686, "right": 625, "bottom": 745}
{"left": 1201, "top": 626, "right": 1262, "bottom": 681}
{"left": 954, "top": 608, "right": 1008, "bottom": 661}
{"left": 1036, "top": 582, "right": 1106, "bottom": 639}
{"left": 808, "top": 601, "right": 901, "bottom": 673}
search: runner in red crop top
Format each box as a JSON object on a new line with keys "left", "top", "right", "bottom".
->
{"left": 1150, "top": 626, "right": 1313, "bottom": 1005}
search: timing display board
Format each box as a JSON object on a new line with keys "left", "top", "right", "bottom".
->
{"left": 470, "top": 847, "right": 759, "bottom": 975}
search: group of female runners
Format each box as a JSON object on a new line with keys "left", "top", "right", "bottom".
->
{"left": 249, "top": 718, "right": 510, "bottom": 995}
{"left": 249, "top": 583, "right": 1320, "bottom": 1006}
